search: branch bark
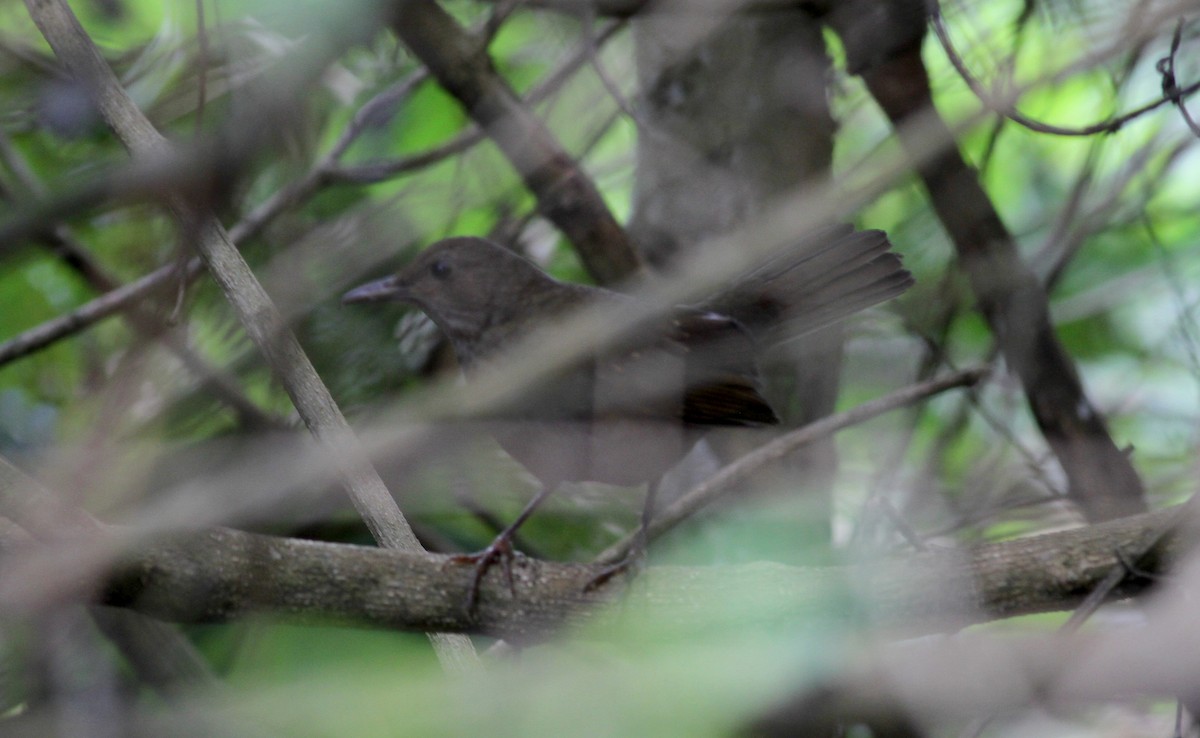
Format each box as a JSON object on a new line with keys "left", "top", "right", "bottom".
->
{"left": 7, "top": 504, "right": 1178, "bottom": 641}
{"left": 750, "top": 525, "right": 1200, "bottom": 735}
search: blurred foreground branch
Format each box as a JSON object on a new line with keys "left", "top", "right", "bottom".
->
{"left": 22, "top": 0, "right": 478, "bottom": 670}
{"left": 598, "top": 367, "right": 987, "bottom": 563}
{"left": 750, "top": 516, "right": 1200, "bottom": 735}
{"left": 0, "top": 456, "right": 217, "bottom": 698}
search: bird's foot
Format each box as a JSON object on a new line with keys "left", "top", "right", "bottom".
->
{"left": 583, "top": 546, "right": 646, "bottom": 594}
{"left": 450, "top": 533, "right": 520, "bottom": 614}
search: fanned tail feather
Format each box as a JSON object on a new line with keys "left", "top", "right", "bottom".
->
{"left": 706, "top": 226, "right": 913, "bottom": 345}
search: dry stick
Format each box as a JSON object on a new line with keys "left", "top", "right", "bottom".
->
{"left": 23, "top": 0, "right": 477, "bottom": 671}
{"left": 596, "top": 367, "right": 987, "bottom": 564}
{"left": 388, "top": 0, "right": 641, "bottom": 285}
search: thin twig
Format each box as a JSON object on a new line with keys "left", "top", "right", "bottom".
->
{"left": 932, "top": 9, "right": 1200, "bottom": 137}
{"left": 330, "top": 20, "right": 625, "bottom": 184}
{"left": 1157, "top": 19, "right": 1200, "bottom": 137}
{"left": 0, "top": 257, "right": 205, "bottom": 366}
{"left": 0, "top": 135, "right": 282, "bottom": 428}
{"left": 596, "top": 368, "right": 988, "bottom": 564}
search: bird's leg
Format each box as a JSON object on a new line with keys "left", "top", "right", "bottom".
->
{"left": 584, "top": 479, "right": 659, "bottom": 592}
{"left": 451, "top": 485, "right": 555, "bottom": 613}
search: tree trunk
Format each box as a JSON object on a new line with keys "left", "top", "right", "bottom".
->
{"left": 629, "top": 9, "right": 842, "bottom": 548}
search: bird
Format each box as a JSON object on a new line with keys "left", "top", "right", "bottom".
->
{"left": 343, "top": 226, "right": 913, "bottom": 607}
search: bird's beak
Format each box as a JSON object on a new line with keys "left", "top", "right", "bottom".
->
{"left": 342, "top": 275, "right": 404, "bottom": 304}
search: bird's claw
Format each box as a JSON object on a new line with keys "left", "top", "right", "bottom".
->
{"left": 583, "top": 549, "right": 645, "bottom": 594}
{"left": 451, "top": 535, "right": 520, "bottom": 614}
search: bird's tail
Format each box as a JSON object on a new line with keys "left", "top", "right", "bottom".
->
{"left": 705, "top": 224, "right": 913, "bottom": 344}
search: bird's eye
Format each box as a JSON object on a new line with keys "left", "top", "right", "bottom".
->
{"left": 430, "top": 258, "right": 452, "bottom": 280}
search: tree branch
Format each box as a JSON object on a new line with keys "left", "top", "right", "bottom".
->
{"left": 827, "top": 11, "right": 1148, "bottom": 522}
{"left": 23, "top": 0, "right": 477, "bottom": 670}
{"left": 2, "top": 504, "right": 1178, "bottom": 641}
{"left": 598, "top": 368, "right": 988, "bottom": 563}
{"left": 0, "top": 149, "right": 282, "bottom": 429}
{"left": 330, "top": 19, "right": 625, "bottom": 184}
{"left": 749, "top": 521, "right": 1200, "bottom": 735}
{"left": 0, "top": 455, "right": 218, "bottom": 698}
{"left": 387, "top": 0, "right": 641, "bottom": 284}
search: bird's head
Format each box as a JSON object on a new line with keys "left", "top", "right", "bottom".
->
{"left": 342, "top": 237, "right": 552, "bottom": 352}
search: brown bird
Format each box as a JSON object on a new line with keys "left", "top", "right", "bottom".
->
{"left": 343, "top": 226, "right": 913, "bottom": 605}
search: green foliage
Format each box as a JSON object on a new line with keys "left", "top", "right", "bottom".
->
{"left": 0, "top": 0, "right": 1197, "bottom": 734}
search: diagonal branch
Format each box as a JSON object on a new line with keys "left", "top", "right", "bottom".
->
{"left": 330, "top": 19, "right": 626, "bottom": 184}
{"left": 0, "top": 143, "right": 282, "bottom": 429}
{"left": 597, "top": 367, "right": 988, "bottom": 563}
{"left": 23, "top": 0, "right": 477, "bottom": 670}
{"left": 0, "top": 14, "right": 616, "bottom": 369}
{"left": 825, "top": 9, "right": 1147, "bottom": 522}
{"left": 387, "top": 0, "right": 641, "bottom": 284}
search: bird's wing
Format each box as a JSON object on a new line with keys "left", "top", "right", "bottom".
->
{"left": 669, "top": 309, "right": 779, "bottom": 427}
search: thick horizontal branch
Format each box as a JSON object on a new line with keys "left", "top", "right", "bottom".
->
{"left": 22, "top": 505, "right": 1180, "bottom": 641}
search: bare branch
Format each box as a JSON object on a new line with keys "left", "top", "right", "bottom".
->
{"left": 330, "top": 20, "right": 625, "bottom": 184}
{"left": 931, "top": 10, "right": 1200, "bottom": 137}
{"left": 846, "top": 38, "right": 1148, "bottom": 521}
{"left": 597, "top": 367, "right": 988, "bottom": 564}
{"left": 387, "top": 0, "right": 641, "bottom": 283}
{"left": 0, "top": 137, "right": 282, "bottom": 428}
{"left": 22, "top": 0, "right": 477, "bottom": 670}
{"left": 1, "top": 503, "right": 1178, "bottom": 641}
